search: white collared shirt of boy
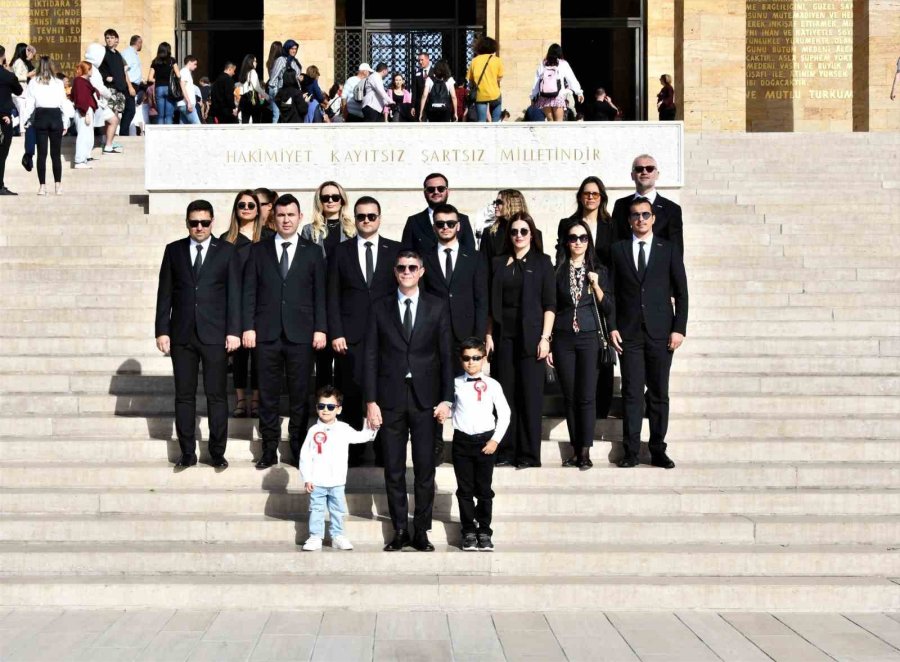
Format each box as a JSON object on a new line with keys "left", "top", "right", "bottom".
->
{"left": 451, "top": 372, "right": 511, "bottom": 441}
{"left": 299, "top": 420, "right": 377, "bottom": 487}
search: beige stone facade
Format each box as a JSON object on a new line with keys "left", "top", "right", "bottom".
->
{"left": 1, "top": 0, "right": 897, "bottom": 131}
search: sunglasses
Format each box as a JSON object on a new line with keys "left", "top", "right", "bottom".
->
{"left": 434, "top": 220, "right": 458, "bottom": 229}
{"left": 316, "top": 403, "right": 339, "bottom": 411}
{"left": 493, "top": 199, "right": 503, "bottom": 206}
{"left": 509, "top": 227, "right": 530, "bottom": 237}
{"left": 581, "top": 191, "right": 601, "bottom": 199}
{"left": 237, "top": 201, "right": 256, "bottom": 210}
{"left": 425, "top": 185, "right": 447, "bottom": 194}
{"left": 188, "top": 220, "right": 212, "bottom": 228}
{"left": 633, "top": 165, "right": 657, "bottom": 173}
{"left": 461, "top": 355, "right": 483, "bottom": 362}
{"left": 567, "top": 234, "right": 589, "bottom": 244}
{"left": 629, "top": 211, "right": 653, "bottom": 221}
{"left": 394, "top": 264, "right": 420, "bottom": 273}
{"left": 355, "top": 213, "right": 379, "bottom": 222}
{"left": 320, "top": 194, "right": 342, "bottom": 203}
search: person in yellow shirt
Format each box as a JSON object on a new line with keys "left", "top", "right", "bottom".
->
{"left": 466, "top": 36, "right": 503, "bottom": 122}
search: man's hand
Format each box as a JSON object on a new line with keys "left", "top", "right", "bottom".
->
{"left": 433, "top": 402, "right": 451, "bottom": 423}
{"left": 225, "top": 335, "right": 241, "bottom": 352}
{"left": 242, "top": 330, "right": 256, "bottom": 349}
{"left": 312, "top": 332, "right": 326, "bottom": 350}
{"left": 155, "top": 335, "right": 170, "bottom": 354}
{"left": 332, "top": 337, "right": 348, "bottom": 354}
{"left": 610, "top": 330, "right": 623, "bottom": 354}
{"left": 187, "top": 103, "right": 194, "bottom": 113}
{"left": 482, "top": 440, "right": 499, "bottom": 455}
{"left": 304, "top": 482, "right": 314, "bottom": 493}
{"left": 668, "top": 332, "right": 685, "bottom": 352}
{"left": 366, "top": 402, "right": 382, "bottom": 429}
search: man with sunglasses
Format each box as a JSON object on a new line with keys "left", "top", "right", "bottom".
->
{"left": 611, "top": 154, "right": 684, "bottom": 254}
{"left": 364, "top": 251, "right": 454, "bottom": 552}
{"left": 402, "top": 173, "right": 476, "bottom": 254}
{"left": 327, "top": 196, "right": 401, "bottom": 466}
{"left": 607, "top": 197, "right": 688, "bottom": 470}
{"left": 155, "top": 200, "right": 242, "bottom": 469}
{"left": 242, "top": 194, "right": 327, "bottom": 469}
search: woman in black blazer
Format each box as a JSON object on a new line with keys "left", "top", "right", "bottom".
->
{"left": 550, "top": 219, "right": 613, "bottom": 469}
{"left": 479, "top": 189, "right": 530, "bottom": 265}
{"left": 486, "top": 212, "right": 556, "bottom": 468}
{"left": 554, "top": 176, "right": 616, "bottom": 421}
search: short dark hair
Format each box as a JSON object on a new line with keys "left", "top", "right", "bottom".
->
{"left": 459, "top": 337, "right": 486, "bottom": 356}
{"left": 130, "top": 35, "right": 141, "bottom": 45}
{"left": 375, "top": 62, "right": 388, "bottom": 73}
{"left": 316, "top": 385, "right": 344, "bottom": 405}
{"left": 274, "top": 193, "right": 300, "bottom": 211}
{"left": 629, "top": 196, "right": 653, "bottom": 212}
{"left": 473, "top": 36, "right": 498, "bottom": 56}
{"left": 185, "top": 199, "right": 214, "bottom": 220}
{"left": 423, "top": 173, "right": 448, "bottom": 187}
{"left": 184, "top": 55, "right": 197, "bottom": 65}
{"left": 396, "top": 250, "right": 423, "bottom": 266}
{"left": 431, "top": 203, "right": 458, "bottom": 218}
{"left": 223, "top": 61, "right": 235, "bottom": 70}
{"left": 354, "top": 195, "right": 381, "bottom": 216}
{"left": 104, "top": 29, "right": 119, "bottom": 38}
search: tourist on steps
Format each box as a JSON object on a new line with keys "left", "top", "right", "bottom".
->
{"left": 0, "top": 44, "right": 24, "bottom": 195}
{"left": 23, "top": 56, "right": 74, "bottom": 196}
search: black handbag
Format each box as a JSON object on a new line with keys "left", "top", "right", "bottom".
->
{"left": 167, "top": 65, "right": 184, "bottom": 103}
{"left": 590, "top": 283, "right": 617, "bottom": 367}
{"left": 467, "top": 53, "right": 494, "bottom": 105}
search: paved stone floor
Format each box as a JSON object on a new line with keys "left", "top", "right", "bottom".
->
{"left": 1, "top": 609, "right": 900, "bottom": 661}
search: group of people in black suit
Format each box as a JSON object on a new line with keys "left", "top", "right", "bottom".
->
{"left": 154, "top": 156, "right": 688, "bottom": 548}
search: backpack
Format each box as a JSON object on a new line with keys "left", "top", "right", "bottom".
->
{"left": 539, "top": 65, "right": 561, "bottom": 98}
{"left": 353, "top": 77, "right": 366, "bottom": 103}
{"left": 427, "top": 79, "right": 450, "bottom": 110}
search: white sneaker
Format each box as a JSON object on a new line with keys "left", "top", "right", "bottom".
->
{"left": 74, "top": 163, "right": 93, "bottom": 169}
{"left": 302, "top": 536, "right": 322, "bottom": 551}
{"left": 331, "top": 535, "right": 354, "bottom": 550}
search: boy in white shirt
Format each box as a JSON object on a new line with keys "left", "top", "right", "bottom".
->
{"left": 448, "top": 337, "right": 510, "bottom": 551}
{"left": 300, "top": 386, "right": 376, "bottom": 551}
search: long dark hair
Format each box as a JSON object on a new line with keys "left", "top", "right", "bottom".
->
{"left": 265, "top": 41, "right": 282, "bottom": 75}
{"left": 556, "top": 218, "right": 597, "bottom": 274}
{"left": 225, "top": 190, "right": 263, "bottom": 244}
{"left": 238, "top": 54, "right": 256, "bottom": 84}
{"left": 10, "top": 43, "right": 32, "bottom": 71}
{"left": 544, "top": 43, "right": 563, "bottom": 67}
{"left": 152, "top": 42, "right": 174, "bottom": 67}
{"left": 572, "top": 175, "right": 611, "bottom": 223}
{"left": 502, "top": 212, "right": 543, "bottom": 256}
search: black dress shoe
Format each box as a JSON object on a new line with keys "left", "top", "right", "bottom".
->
{"left": 211, "top": 458, "right": 229, "bottom": 469}
{"left": 0, "top": 187, "right": 17, "bottom": 196}
{"left": 650, "top": 453, "right": 676, "bottom": 469}
{"left": 411, "top": 533, "right": 435, "bottom": 552}
{"left": 516, "top": 461, "right": 540, "bottom": 470}
{"left": 384, "top": 529, "right": 410, "bottom": 552}
{"left": 255, "top": 455, "right": 276, "bottom": 470}
{"left": 562, "top": 456, "right": 580, "bottom": 468}
{"left": 175, "top": 454, "right": 197, "bottom": 467}
{"left": 494, "top": 459, "right": 513, "bottom": 467}
{"left": 616, "top": 456, "right": 638, "bottom": 468}
{"left": 22, "top": 154, "right": 33, "bottom": 172}
{"left": 579, "top": 458, "right": 593, "bottom": 470}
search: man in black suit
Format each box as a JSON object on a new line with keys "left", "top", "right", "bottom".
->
{"left": 155, "top": 200, "right": 242, "bottom": 468}
{"left": 0, "top": 45, "right": 23, "bottom": 195}
{"left": 401, "top": 173, "right": 476, "bottom": 254}
{"left": 607, "top": 197, "right": 689, "bottom": 470}
{"left": 327, "top": 195, "right": 401, "bottom": 465}
{"left": 365, "top": 251, "right": 454, "bottom": 552}
{"left": 242, "top": 194, "right": 327, "bottom": 469}
{"left": 611, "top": 154, "right": 684, "bottom": 254}
{"left": 411, "top": 51, "right": 432, "bottom": 120}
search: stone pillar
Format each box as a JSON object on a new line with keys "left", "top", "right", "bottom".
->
{"left": 868, "top": 0, "right": 900, "bottom": 131}
{"left": 264, "top": 0, "right": 335, "bottom": 83}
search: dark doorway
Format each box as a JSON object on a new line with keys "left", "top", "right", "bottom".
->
{"left": 176, "top": 0, "right": 264, "bottom": 83}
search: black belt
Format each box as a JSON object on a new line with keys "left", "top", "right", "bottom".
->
{"left": 453, "top": 429, "right": 495, "bottom": 442}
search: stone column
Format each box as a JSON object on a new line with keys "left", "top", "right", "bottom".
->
{"left": 867, "top": 0, "right": 900, "bottom": 131}
{"left": 264, "top": 0, "right": 335, "bottom": 83}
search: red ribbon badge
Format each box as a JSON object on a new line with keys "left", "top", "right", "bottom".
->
{"left": 473, "top": 380, "right": 487, "bottom": 402}
{"left": 313, "top": 431, "right": 327, "bottom": 454}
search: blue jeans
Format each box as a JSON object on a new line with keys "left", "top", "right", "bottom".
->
{"left": 179, "top": 105, "right": 200, "bottom": 124}
{"left": 155, "top": 86, "right": 176, "bottom": 124}
{"left": 308, "top": 485, "right": 346, "bottom": 538}
{"left": 475, "top": 96, "right": 502, "bottom": 122}
{"left": 268, "top": 84, "right": 280, "bottom": 123}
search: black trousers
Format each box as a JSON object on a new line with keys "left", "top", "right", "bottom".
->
{"left": 0, "top": 118, "right": 12, "bottom": 188}
{"left": 620, "top": 326, "right": 673, "bottom": 458}
{"left": 362, "top": 106, "right": 384, "bottom": 122}
{"left": 553, "top": 331, "right": 599, "bottom": 452}
{"left": 452, "top": 430, "right": 495, "bottom": 535}
{"left": 315, "top": 343, "right": 335, "bottom": 389}
{"left": 170, "top": 328, "right": 228, "bottom": 460}
{"left": 231, "top": 346, "right": 258, "bottom": 390}
{"left": 381, "top": 381, "right": 436, "bottom": 533}
{"left": 256, "top": 335, "right": 313, "bottom": 461}
{"left": 119, "top": 92, "right": 135, "bottom": 135}
{"left": 494, "top": 334, "right": 546, "bottom": 466}
{"left": 33, "top": 109, "right": 63, "bottom": 185}
{"left": 239, "top": 95, "right": 263, "bottom": 124}
{"left": 597, "top": 363, "right": 614, "bottom": 419}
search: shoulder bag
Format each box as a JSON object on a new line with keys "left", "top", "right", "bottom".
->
{"left": 467, "top": 53, "right": 494, "bottom": 105}
{"left": 590, "top": 277, "right": 617, "bottom": 367}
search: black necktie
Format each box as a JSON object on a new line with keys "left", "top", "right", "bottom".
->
{"left": 365, "top": 241, "right": 374, "bottom": 287}
{"left": 402, "top": 298, "right": 413, "bottom": 341}
{"left": 637, "top": 241, "right": 646, "bottom": 278}
{"left": 280, "top": 242, "right": 291, "bottom": 280}
{"left": 466, "top": 377, "right": 481, "bottom": 382}
{"left": 444, "top": 248, "right": 453, "bottom": 284}
{"left": 192, "top": 244, "right": 203, "bottom": 280}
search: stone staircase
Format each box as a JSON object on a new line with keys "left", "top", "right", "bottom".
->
{"left": 0, "top": 132, "right": 898, "bottom": 611}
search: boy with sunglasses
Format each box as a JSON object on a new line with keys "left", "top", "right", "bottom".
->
{"left": 447, "top": 337, "right": 510, "bottom": 551}
{"left": 299, "top": 385, "right": 376, "bottom": 551}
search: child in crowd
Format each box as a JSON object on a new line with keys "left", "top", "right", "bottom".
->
{"left": 450, "top": 337, "right": 510, "bottom": 551}
{"left": 299, "top": 386, "right": 376, "bottom": 551}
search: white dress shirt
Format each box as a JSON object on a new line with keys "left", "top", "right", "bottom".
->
{"left": 632, "top": 234, "right": 653, "bottom": 271}
{"left": 634, "top": 189, "right": 658, "bottom": 204}
{"left": 121, "top": 46, "right": 142, "bottom": 85}
{"left": 299, "top": 420, "right": 376, "bottom": 488}
{"left": 357, "top": 233, "right": 379, "bottom": 278}
{"left": 189, "top": 236, "right": 212, "bottom": 266}
{"left": 275, "top": 233, "right": 299, "bottom": 270}
{"left": 451, "top": 372, "right": 511, "bottom": 441}
{"left": 437, "top": 241, "right": 459, "bottom": 279}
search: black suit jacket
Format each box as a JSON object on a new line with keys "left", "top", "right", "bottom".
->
{"left": 401, "top": 210, "right": 476, "bottom": 254}
{"left": 607, "top": 237, "right": 688, "bottom": 341}
{"left": 490, "top": 251, "right": 556, "bottom": 356}
{"left": 422, "top": 245, "right": 488, "bottom": 344}
{"left": 242, "top": 236, "right": 327, "bottom": 343}
{"left": 552, "top": 265, "right": 613, "bottom": 334}
{"left": 364, "top": 291, "right": 454, "bottom": 409}
{"left": 327, "top": 236, "right": 402, "bottom": 345}
{"left": 612, "top": 193, "right": 684, "bottom": 255}
{"left": 0, "top": 69, "right": 23, "bottom": 116}
{"left": 412, "top": 68, "right": 433, "bottom": 115}
{"left": 155, "top": 237, "right": 241, "bottom": 344}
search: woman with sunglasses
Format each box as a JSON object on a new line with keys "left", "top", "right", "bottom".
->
{"left": 486, "top": 213, "right": 555, "bottom": 469}
{"left": 221, "top": 190, "right": 265, "bottom": 417}
{"left": 301, "top": 182, "right": 357, "bottom": 388}
{"left": 549, "top": 219, "right": 612, "bottom": 469}
{"left": 254, "top": 187, "right": 279, "bottom": 233}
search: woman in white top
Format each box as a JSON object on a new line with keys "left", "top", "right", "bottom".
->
{"left": 531, "top": 43, "right": 583, "bottom": 122}
{"left": 237, "top": 54, "right": 269, "bottom": 124}
{"left": 24, "top": 56, "right": 74, "bottom": 195}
